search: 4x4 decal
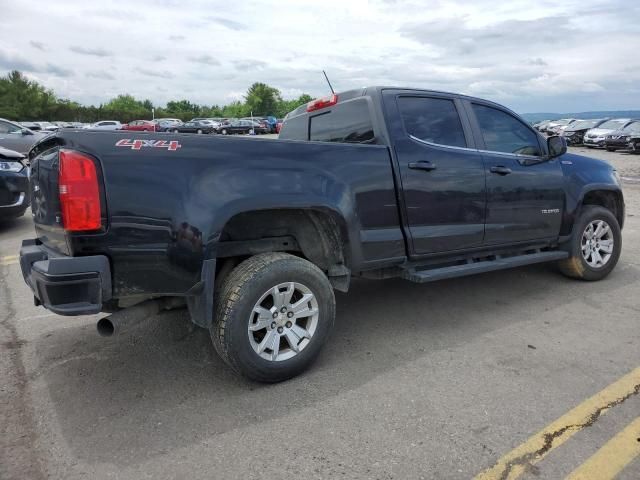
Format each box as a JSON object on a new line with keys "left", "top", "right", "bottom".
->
{"left": 115, "top": 139, "right": 182, "bottom": 151}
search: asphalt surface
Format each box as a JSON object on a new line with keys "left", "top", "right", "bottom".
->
{"left": 1, "top": 147, "right": 639, "bottom": 479}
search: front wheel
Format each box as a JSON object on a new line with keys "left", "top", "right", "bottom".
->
{"left": 211, "top": 253, "right": 335, "bottom": 382}
{"left": 197, "top": 129, "right": 203, "bottom": 134}
{"left": 221, "top": 129, "right": 228, "bottom": 135}
{"left": 558, "top": 205, "right": 621, "bottom": 281}
{"left": 605, "top": 147, "right": 616, "bottom": 152}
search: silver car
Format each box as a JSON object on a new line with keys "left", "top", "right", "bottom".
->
{"left": 0, "top": 118, "right": 50, "bottom": 155}
{"left": 583, "top": 119, "right": 633, "bottom": 147}
{"left": 84, "top": 120, "right": 122, "bottom": 130}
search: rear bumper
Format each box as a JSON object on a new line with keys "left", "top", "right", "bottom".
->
{"left": 20, "top": 239, "right": 112, "bottom": 315}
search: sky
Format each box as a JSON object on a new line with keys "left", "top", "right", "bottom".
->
{"left": 1, "top": 0, "right": 639, "bottom": 113}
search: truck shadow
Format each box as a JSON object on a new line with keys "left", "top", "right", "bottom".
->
{"left": 33, "top": 262, "right": 637, "bottom": 466}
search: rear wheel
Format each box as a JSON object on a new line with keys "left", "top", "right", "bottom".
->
{"left": 558, "top": 205, "right": 621, "bottom": 281}
{"left": 197, "top": 129, "right": 203, "bottom": 134}
{"left": 221, "top": 129, "right": 228, "bottom": 135}
{"left": 605, "top": 147, "right": 616, "bottom": 152}
{"left": 211, "top": 253, "right": 335, "bottom": 382}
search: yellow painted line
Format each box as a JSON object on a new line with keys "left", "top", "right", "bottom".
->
{"left": 566, "top": 416, "right": 640, "bottom": 480}
{"left": 0, "top": 254, "right": 19, "bottom": 266}
{"left": 475, "top": 367, "right": 640, "bottom": 480}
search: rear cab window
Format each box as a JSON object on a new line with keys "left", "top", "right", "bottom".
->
{"left": 280, "top": 97, "right": 375, "bottom": 144}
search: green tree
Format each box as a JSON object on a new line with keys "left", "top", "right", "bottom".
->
{"left": 0, "top": 70, "right": 57, "bottom": 120}
{"left": 244, "top": 82, "right": 282, "bottom": 116}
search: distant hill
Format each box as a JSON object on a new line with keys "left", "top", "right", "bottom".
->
{"left": 520, "top": 111, "right": 640, "bottom": 124}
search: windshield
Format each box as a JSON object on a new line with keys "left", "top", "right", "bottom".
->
{"left": 569, "top": 120, "right": 600, "bottom": 130}
{"left": 598, "top": 119, "right": 627, "bottom": 129}
{"left": 623, "top": 121, "right": 640, "bottom": 133}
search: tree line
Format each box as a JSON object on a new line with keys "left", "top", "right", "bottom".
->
{"left": 0, "top": 70, "right": 314, "bottom": 123}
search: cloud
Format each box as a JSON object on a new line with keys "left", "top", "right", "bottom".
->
{"left": 30, "top": 41, "right": 46, "bottom": 51}
{"left": 233, "top": 60, "right": 267, "bottom": 72}
{"left": 86, "top": 70, "right": 115, "bottom": 80}
{"left": 69, "top": 45, "right": 112, "bottom": 57}
{"left": 0, "top": 49, "right": 72, "bottom": 77}
{"left": 188, "top": 55, "right": 220, "bottom": 66}
{"left": 44, "top": 64, "right": 74, "bottom": 77}
{"left": 208, "top": 16, "right": 247, "bottom": 31}
{"left": 0, "top": 49, "right": 38, "bottom": 71}
{"left": 1, "top": 0, "right": 638, "bottom": 112}
{"left": 135, "top": 68, "right": 173, "bottom": 79}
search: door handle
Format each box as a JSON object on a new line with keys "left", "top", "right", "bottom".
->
{"left": 408, "top": 161, "right": 437, "bottom": 171}
{"left": 490, "top": 166, "right": 512, "bottom": 175}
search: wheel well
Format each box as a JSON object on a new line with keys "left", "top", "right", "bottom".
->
{"left": 582, "top": 190, "right": 624, "bottom": 228}
{"left": 217, "top": 209, "right": 350, "bottom": 279}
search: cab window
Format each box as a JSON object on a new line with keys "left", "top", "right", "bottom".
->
{"left": 472, "top": 104, "right": 541, "bottom": 156}
{"left": 397, "top": 96, "right": 467, "bottom": 147}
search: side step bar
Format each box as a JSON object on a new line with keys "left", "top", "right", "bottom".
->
{"left": 401, "top": 250, "right": 569, "bottom": 284}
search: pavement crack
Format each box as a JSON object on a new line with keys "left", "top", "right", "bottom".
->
{"left": 495, "top": 382, "right": 640, "bottom": 480}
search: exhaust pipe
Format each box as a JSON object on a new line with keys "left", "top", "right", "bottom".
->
{"left": 96, "top": 299, "right": 164, "bottom": 337}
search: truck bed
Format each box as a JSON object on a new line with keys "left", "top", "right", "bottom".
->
{"left": 29, "top": 130, "right": 405, "bottom": 299}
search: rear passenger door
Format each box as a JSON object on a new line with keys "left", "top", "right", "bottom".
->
{"left": 465, "top": 102, "right": 564, "bottom": 244}
{"left": 384, "top": 92, "right": 486, "bottom": 255}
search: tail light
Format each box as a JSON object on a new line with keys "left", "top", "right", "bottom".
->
{"left": 306, "top": 94, "right": 338, "bottom": 112}
{"left": 58, "top": 149, "right": 101, "bottom": 231}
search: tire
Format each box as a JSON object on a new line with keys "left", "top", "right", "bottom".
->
{"left": 211, "top": 253, "right": 335, "bottom": 382}
{"left": 558, "top": 205, "right": 622, "bottom": 281}
{"left": 605, "top": 147, "right": 616, "bottom": 152}
{"left": 197, "top": 129, "right": 203, "bottom": 134}
{"left": 172, "top": 129, "right": 179, "bottom": 133}
{"left": 221, "top": 129, "right": 228, "bottom": 135}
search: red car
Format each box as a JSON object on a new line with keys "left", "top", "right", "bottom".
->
{"left": 275, "top": 119, "right": 283, "bottom": 134}
{"left": 122, "top": 120, "right": 156, "bottom": 132}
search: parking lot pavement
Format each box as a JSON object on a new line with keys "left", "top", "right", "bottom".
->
{"left": 1, "top": 148, "right": 639, "bottom": 479}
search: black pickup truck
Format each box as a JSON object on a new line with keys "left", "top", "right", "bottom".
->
{"left": 20, "top": 87, "right": 624, "bottom": 382}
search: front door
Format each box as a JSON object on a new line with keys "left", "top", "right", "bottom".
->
{"left": 384, "top": 93, "right": 486, "bottom": 255}
{"left": 466, "top": 102, "right": 565, "bottom": 244}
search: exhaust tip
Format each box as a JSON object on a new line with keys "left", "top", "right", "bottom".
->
{"left": 96, "top": 318, "right": 115, "bottom": 337}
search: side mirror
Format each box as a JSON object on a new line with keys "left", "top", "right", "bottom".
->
{"left": 21, "top": 128, "right": 33, "bottom": 136}
{"left": 548, "top": 135, "right": 567, "bottom": 158}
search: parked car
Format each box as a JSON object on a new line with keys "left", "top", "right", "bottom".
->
{"left": 533, "top": 120, "right": 551, "bottom": 132}
{"left": 21, "top": 86, "right": 624, "bottom": 382}
{"left": 275, "top": 118, "right": 284, "bottom": 134}
{"left": 53, "top": 121, "right": 74, "bottom": 128}
{"left": 217, "top": 119, "right": 259, "bottom": 135}
{"left": 122, "top": 120, "right": 156, "bottom": 132}
{"left": 170, "top": 120, "right": 217, "bottom": 134}
{"left": 85, "top": 120, "right": 123, "bottom": 130}
{"left": 19, "top": 121, "right": 42, "bottom": 131}
{"left": 0, "top": 118, "right": 50, "bottom": 155}
{"left": 604, "top": 121, "right": 640, "bottom": 152}
{"left": 562, "top": 119, "right": 608, "bottom": 145}
{"left": 583, "top": 119, "right": 634, "bottom": 147}
{"left": 154, "top": 119, "right": 183, "bottom": 132}
{"left": 0, "top": 146, "right": 29, "bottom": 220}
{"left": 240, "top": 118, "right": 270, "bottom": 134}
{"left": 34, "top": 121, "right": 60, "bottom": 131}
{"left": 546, "top": 119, "right": 577, "bottom": 135}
